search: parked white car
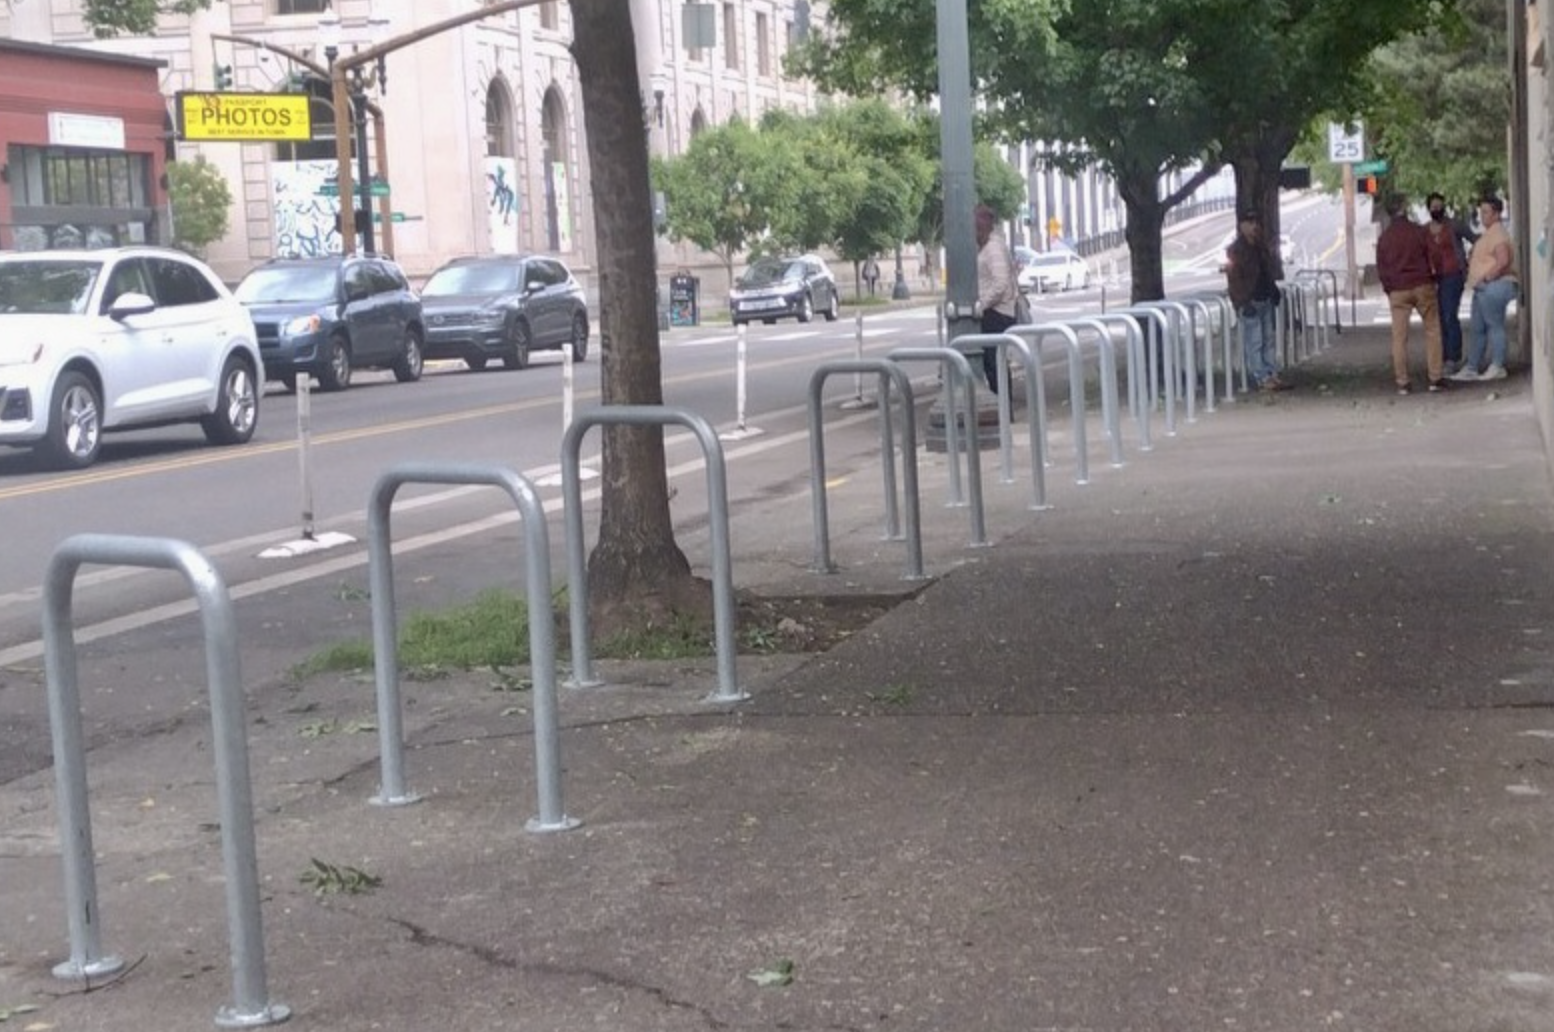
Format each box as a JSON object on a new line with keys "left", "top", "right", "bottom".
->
{"left": 0, "top": 246, "right": 262, "bottom": 470}
{"left": 1017, "top": 249, "right": 1090, "bottom": 293}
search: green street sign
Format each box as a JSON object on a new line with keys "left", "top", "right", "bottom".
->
{"left": 1353, "top": 159, "right": 1389, "bottom": 176}
{"left": 315, "top": 180, "right": 390, "bottom": 198}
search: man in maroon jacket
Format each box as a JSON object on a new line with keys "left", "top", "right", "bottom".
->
{"left": 1375, "top": 193, "right": 1445, "bottom": 394}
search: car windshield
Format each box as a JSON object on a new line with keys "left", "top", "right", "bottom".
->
{"left": 0, "top": 261, "right": 100, "bottom": 315}
{"left": 234, "top": 265, "right": 337, "bottom": 304}
{"left": 422, "top": 263, "right": 522, "bottom": 297}
{"left": 739, "top": 260, "right": 804, "bottom": 287}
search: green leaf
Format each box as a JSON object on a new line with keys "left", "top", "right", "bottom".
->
{"left": 746, "top": 958, "right": 795, "bottom": 987}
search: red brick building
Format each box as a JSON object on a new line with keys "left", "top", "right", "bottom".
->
{"left": 0, "top": 39, "right": 168, "bottom": 251}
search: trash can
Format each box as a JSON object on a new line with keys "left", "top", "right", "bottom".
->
{"left": 669, "top": 270, "right": 699, "bottom": 327}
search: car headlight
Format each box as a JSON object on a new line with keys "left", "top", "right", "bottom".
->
{"left": 283, "top": 314, "right": 323, "bottom": 336}
{"left": 474, "top": 307, "right": 507, "bottom": 326}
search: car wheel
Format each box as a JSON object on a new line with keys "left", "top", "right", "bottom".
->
{"left": 823, "top": 290, "right": 839, "bottom": 321}
{"left": 797, "top": 293, "right": 814, "bottom": 323}
{"left": 278, "top": 373, "right": 297, "bottom": 393}
{"left": 317, "top": 335, "right": 352, "bottom": 392}
{"left": 504, "top": 320, "right": 531, "bottom": 370}
{"left": 202, "top": 355, "right": 260, "bottom": 446}
{"left": 567, "top": 313, "right": 589, "bottom": 362}
{"left": 393, "top": 326, "right": 424, "bottom": 383}
{"left": 38, "top": 370, "right": 102, "bottom": 470}
{"left": 465, "top": 356, "right": 489, "bottom": 371}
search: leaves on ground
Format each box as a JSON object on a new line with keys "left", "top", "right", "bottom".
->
{"left": 746, "top": 957, "right": 795, "bottom": 987}
{"left": 300, "top": 858, "right": 382, "bottom": 896}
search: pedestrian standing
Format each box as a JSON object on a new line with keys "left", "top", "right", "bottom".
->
{"left": 1452, "top": 195, "right": 1518, "bottom": 382}
{"left": 1424, "top": 192, "right": 1474, "bottom": 375}
{"left": 1224, "top": 209, "right": 1287, "bottom": 391}
{"left": 1375, "top": 193, "right": 1445, "bottom": 394}
{"left": 862, "top": 256, "right": 881, "bottom": 297}
{"left": 974, "top": 204, "right": 1019, "bottom": 393}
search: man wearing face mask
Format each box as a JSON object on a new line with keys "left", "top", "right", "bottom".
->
{"left": 1423, "top": 193, "right": 1475, "bottom": 375}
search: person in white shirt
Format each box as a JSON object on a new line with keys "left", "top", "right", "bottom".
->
{"left": 975, "top": 204, "right": 1019, "bottom": 393}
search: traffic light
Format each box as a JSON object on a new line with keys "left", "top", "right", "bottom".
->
{"left": 1357, "top": 174, "right": 1378, "bottom": 196}
{"left": 213, "top": 62, "right": 233, "bottom": 90}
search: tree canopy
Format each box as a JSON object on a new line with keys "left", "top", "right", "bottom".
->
{"left": 792, "top": 0, "right": 1468, "bottom": 299}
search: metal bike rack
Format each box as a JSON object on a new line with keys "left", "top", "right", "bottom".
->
{"left": 1133, "top": 300, "right": 1201, "bottom": 423}
{"left": 1063, "top": 317, "right": 1127, "bottom": 466}
{"left": 1297, "top": 267, "right": 1342, "bottom": 334}
{"left": 808, "top": 360, "right": 925, "bottom": 579}
{"left": 562, "top": 406, "right": 745, "bottom": 703}
{"left": 1173, "top": 297, "right": 1220, "bottom": 415}
{"left": 1113, "top": 306, "right": 1181, "bottom": 436}
{"left": 1089, "top": 313, "right": 1151, "bottom": 450}
{"left": 953, "top": 333, "right": 1049, "bottom": 509}
{"left": 43, "top": 534, "right": 289, "bottom": 1029}
{"left": 886, "top": 347, "right": 988, "bottom": 547}
{"left": 1179, "top": 292, "right": 1238, "bottom": 403}
{"left": 1011, "top": 322, "right": 1092, "bottom": 485}
{"left": 365, "top": 462, "right": 577, "bottom": 833}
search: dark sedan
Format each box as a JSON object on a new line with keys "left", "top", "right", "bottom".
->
{"left": 420, "top": 255, "right": 590, "bottom": 371}
{"left": 728, "top": 254, "right": 840, "bottom": 326}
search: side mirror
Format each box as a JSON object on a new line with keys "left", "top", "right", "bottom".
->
{"left": 108, "top": 291, "right": 156, "bottom": 320}
{"left": 524, "top": 280, "right": 543, "bottom": 295}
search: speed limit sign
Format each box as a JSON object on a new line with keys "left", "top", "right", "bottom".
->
{"left": 1327, "top": 122, "right": 1364, "bottom": 164}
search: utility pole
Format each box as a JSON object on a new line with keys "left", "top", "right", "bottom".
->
{"left": 935, "top": 0, "right": 978, "bottom": 343}
{"left": 1342, "top": 162, "right": 1358, "bottom": 322}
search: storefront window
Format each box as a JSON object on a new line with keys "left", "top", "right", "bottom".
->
{"left": 4, "top": 144, "right": 154, "bottom": 251}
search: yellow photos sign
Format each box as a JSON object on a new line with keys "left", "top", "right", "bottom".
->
{"left": 176, "top": 92, "right": 312, "bottom": 142}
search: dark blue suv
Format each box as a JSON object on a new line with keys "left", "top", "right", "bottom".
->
{"left": 234, "top": 255, "right": 425, "bottom": 392}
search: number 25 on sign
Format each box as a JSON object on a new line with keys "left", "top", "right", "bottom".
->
{"left": 1327, "top": 122, "right": 1364, "bottom": 164}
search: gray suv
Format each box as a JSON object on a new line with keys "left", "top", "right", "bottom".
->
{"left": 420, "top": 255, "right": 589, "bottom": 371}
{"left": 234, "top": 255, "right": 425, "bottom": 391}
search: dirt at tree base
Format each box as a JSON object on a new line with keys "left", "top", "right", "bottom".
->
{"left": 734, "top": 589, "right": 925, "bottom": 653}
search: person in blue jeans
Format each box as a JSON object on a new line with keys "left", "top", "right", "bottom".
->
{"left": 1424, "top": 192, "right": 1474, "bottom": 373}
{"left": 1224, "top": 209, "right": 1287, "bottom": 391}
{"left": 1453, "top": 196, "right": 1519, "bottom": 382}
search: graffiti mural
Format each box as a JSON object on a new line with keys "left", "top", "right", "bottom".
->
{"left": 484, "top": 156, "right": 519, "bottom": 254}
{"left": 271, "top": 161, "right": 341, "bottom": 258}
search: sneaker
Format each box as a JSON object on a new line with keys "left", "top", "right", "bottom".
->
{"left": 1428, "top": 379, "right": 1449, "bottom": 393}
{"left": 1450, "top": 365, "right": 1481, "bottom": 382}
{"left": 1441, "top": 359, "right": 1462, "bottom": 376}
{"left": 1481, "top": 364, "right": 1508, "bottom": 381}
{"left": 1396, "top": 383, "right": 1412, "bottom": 396}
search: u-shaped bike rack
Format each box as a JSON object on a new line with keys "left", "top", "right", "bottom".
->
{"left": 952, "top": 333, "right": 1049, "bottom": 509}
{"left": 886, "top": 346, "right": 989, "bottom": 547}
{"left": 808, "top": 360, "right": 925, "bottom": 579}
{"left": 43, "top": 534, "right": 289, "bottom": 1029}
{"left": 364, "top": 462, "right": 578, "bottom": 832}
{"left": 562, "top": 406, "right": 745, "bottom": 703}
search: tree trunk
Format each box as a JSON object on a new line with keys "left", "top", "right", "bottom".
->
{"left": 570, "top": 1, "right": 710, "bottom": 640}
{"left": 1118, "top": 170, "right": 1166, "bottom": 304}
{"left": 1230, "top": 128, "right": 1298, "bottom": 277}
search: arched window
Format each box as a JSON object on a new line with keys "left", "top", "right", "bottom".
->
{"left": 274, "top": 76, "right": 337, "bottom": 162}
{"left": 540, "top": 86, "right": 571, "bottom": 253}
{"left": 485, "top": 78, "right": 513, "bottom": 157}
{"left": 689, "top": 108, "right": 708, "bottom": 140}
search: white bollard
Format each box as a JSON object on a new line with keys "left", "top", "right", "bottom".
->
{"left": 296, "top": 375, "right": 315, "bottom": 541}
{"left": 736, "top": 322, "right": 748, "bottom": 432}
{"left": 562, "top": 339, "right": 574, "bottom": 434}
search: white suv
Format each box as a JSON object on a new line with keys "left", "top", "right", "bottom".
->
{"left": 0, "top": 246, "right": 262, "bottom": 470}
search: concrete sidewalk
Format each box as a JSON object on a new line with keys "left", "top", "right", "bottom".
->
{"left": 6, "top": 322, "right": 1554, "bottom": 1031}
